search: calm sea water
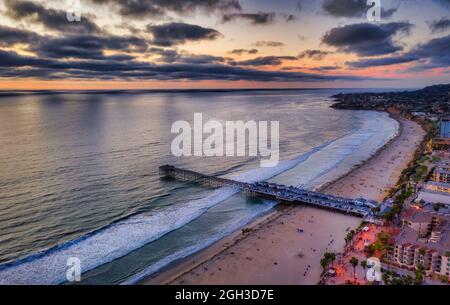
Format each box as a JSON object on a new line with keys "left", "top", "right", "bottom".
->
{"left": 0, "top": 89, "right": 398, "bottom": 284}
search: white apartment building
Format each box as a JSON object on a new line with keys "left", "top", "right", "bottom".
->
{"left": 388, "top": 209, "right": 450, "bottom": 278}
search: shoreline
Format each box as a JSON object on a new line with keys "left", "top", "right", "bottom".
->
{"left": 140, "top": 113, "right": 425, "bottom": 285}
{"left": 315, "top": 111, "right": 404, "bottom": 194}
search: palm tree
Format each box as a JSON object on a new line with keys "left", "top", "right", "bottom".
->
{"left": 405, "top": 275, "right": 413, "bottom": 285}
{"left": 350, "top": 257, "right": 359, "bottom": 284}
{"left": 321, "top": 252, "right": 336, "bottom": 273}
{"left": 414, "top": 263, "right": 425, "bottom": 285}
{"left": 320, "top": 257, "right": 328, "bottom": 272}
{"left": 327, "top": 252, "right": 336, "bottom": 265}
{"left": 360, "top": 260, "right": 367, "bottom": 280}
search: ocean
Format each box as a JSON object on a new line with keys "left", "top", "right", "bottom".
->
{"left": 0, "top": 89, "right": 399, "bottom": 284}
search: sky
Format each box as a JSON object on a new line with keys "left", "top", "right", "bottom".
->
{"left": 0, "top": 0, "right": 449, "bottom": 90}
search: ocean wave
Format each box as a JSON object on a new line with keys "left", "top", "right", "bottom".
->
{"left": 0, "top": 141, "right": 331, "bottom": 285}
{"left": 120, "top": 202, "right": 276, "bottom": 285}
{"left": 121, "top": 112, "right": 399, "bottom": 284}
{"left": 0, "top": 111, "right": 398, "bottom": 285}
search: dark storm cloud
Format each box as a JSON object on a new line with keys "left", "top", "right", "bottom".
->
{"left": 281, "top": 66, "right": 302, "bottom": 71}
{"left": 253, "top": 41, "right": 285, "bottom": 47}
{"left": 0, "top": 48, "right": 377, "bottom": 82}
{"left": 322, "top": 0, "right": 397, "bottom": 18}
{"left": 90, "top": 0, "right": 241, "bottom": 17}
{"left": 430, "top": 17, "right": 450, "bottom": 33}
{"left": 221, "top": 12, "right": 276, "bottom": 25}
{"left": 298, "top": 50, "right": 332, "bottom": 60}
{"left": 31, "top": 35, "right": 148, "bottom": 60}
{"left": 346, "top": 34, "right": 450, "bottom": 70}
{"left": 433, "top": 0, "right": 450, "bottom": 9}
{"left": 229, "top": 56, "right": 297, "bottom": 66}
{"left": 5, "top": 0, "right": 101, "bottom": 34}
{"left": 148, "top": 47, "right": 225, "bottom": 65}
{"left": 322, "top": 22, "right": 413, "bottom": 56}
{"left": 147, "top": 48, "right": 228, "bottom": 64}
{"left": 147, "top": 23, "right": 221, "bottom": 46}
{"left": 177, "top": 54, "right": 226, "bottom": 64}
{"left": 410, "top": 34, "right": 450, "bottom": 67}
{"left": 148, "top": 47, "right": 180, "bottom": 63}
{"left": 346, "top": 56, "right": 418, "bottom": 68}
{"left": 0, "top": 49, "right": 51, "bottom": 67}
{"left": 228, "top": 49, "right": 259, "bottom": 55}
{"left": 0, "top": 25, "right": 41, "bottom": 46}
{"left": 284, "top": 14, "right": 297, "bottom": 22}
{"left": 310, "top": 65, "right": 341, "bottom": 71}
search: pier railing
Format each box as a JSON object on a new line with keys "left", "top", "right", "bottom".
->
{"left": 159, "top": 165, "right": 380, "bottom": 218}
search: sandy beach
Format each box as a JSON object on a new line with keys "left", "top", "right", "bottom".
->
{"left": 142, "top": 115, "right": 425, "bottom": 285}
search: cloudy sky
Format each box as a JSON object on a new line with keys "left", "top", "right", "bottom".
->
{"left": 0, "top": 0, "right": 449, "bottom": 89}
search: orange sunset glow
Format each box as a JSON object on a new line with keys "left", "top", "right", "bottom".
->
{"left": 0, "top": 0, "right": 449, "bottom": 90}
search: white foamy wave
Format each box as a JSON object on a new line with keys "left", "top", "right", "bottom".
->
{"left": 121, "top": 202, "right": 276, "bottom": 285}
{"left": 0, "top": 142, "right": 330, "bottom": 285}
{"left": 292, "top": 111, "right": 399, "bottom": 190}
{"left": 0, "top": 112, "right": 398, "bottom": 285}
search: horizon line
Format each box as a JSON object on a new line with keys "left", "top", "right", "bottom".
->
{"left": 0, "top": 86, "right": 424, "bottom": 96}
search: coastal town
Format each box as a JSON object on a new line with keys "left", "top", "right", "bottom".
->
{"left": 322, "top": 85, "right": 450, "bottom": 285}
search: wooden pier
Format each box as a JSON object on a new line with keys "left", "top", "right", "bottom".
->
{"left": 159, "top": 165, "right": 381, "bottom": 218}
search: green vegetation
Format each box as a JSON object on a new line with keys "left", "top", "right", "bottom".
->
{"left": 350, "top": 257, "right": 359, "bottom": 284}
{"left": 384, "top": 187, "right": 416, "bottom": 222}
{"left": 418, "top": 155, "right": 430, "bottom": 163}
{"left": 439, "top": 275, "right": 449, "bottom": 284}
{"left": 380, "top": 124, "right": 435, "bottom": 222}
{"left": 433, "top": 203, "right": 443, "bottom": 212}
{"left": 345, "top": 230, "right": 356, "bottom": 244}
{"left": 396, "top": 187, "right": 414, "bottom": 203}
{"left": 320, "top": 252, "right": 336, "bottom": 272}
{"left": 360, "top": 260, "right": 367, "bottom": 280}
{"left": 413, "top": 165, "right": 428, "bottom": 183}
{"left": 405, "top": 275, "right": 414, "bottom": 285}
{"left": 366, "top": 232, "right": 391, "bottom": 257}
{"left": 382, "top": 270, "right": 414, "bottom": 285}
{"left": 414, "top": 264, "right": 425, "bottom": 285}
{"left": 358, "top": 222, "right": 368, "bottom": 229}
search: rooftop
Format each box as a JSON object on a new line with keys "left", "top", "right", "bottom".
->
{"left": 402, "top": 208, "right": 435, "bottom": 223}
{"left": 417, "top": 189, "right": 450, "bottom": 205}
{"left": 439, "top": 119, "right": 450, "bottom": 139}
{"left": 395, "top": 210, "right": 450, "bottom": 253}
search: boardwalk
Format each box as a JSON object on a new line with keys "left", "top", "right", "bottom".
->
{"left": 159, "top": 165, "right": 381, "bottom": 218}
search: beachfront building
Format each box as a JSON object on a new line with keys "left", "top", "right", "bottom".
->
{"left": 433, "top": 119, "right": 450, "bottom": 151}
{"left": 425, "top": 182, "right": 450, "bottom": 194}
{"left": 417, "top": 188, "right": 450, "bottom": 206}
{"left": 387, "top": 209, "right": 450, "bottom": 278}
{"left": 417, "top": 160, "right": 450, "bottom": 205}
{"left": 431, "top": 161, "right": 450, "bottom": 185}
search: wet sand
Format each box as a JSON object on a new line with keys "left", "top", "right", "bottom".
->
{"left": 142, "top": 116, "right": 425, "bottom": 285}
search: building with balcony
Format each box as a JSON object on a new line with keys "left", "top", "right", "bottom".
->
{"left": 425, "top": 181, "right": 450, "bottom": 194}
{"left": 433, "top": 119, "right": 450, "bottom": 151}
{"left": 430, "top": 162, "right": 450, "bottom": 185}
{"left": 418, "top": 160, "right": 450, "bottom": 205}
{"left": 387, "top": 209, "right": 450, "bottom": 278}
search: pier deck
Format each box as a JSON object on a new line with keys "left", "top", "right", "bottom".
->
{"left": 159, "top": 165, "right": 381, "bottom": 218}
